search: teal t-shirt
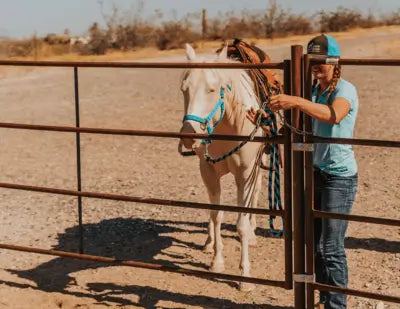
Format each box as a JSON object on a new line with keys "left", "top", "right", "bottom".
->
{"left": 312, "top": 78, "right": 358, "bottom": 176}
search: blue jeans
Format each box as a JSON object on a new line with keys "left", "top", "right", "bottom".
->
{"left": 314, "top": 168, "right": 358, "bottom": 309}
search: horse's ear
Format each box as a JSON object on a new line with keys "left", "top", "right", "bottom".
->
{"left": 217, "top": 43, "right": 228, "bottom": 61}
{"left": 186, "top": 43, "right": 196, "bottom": 61}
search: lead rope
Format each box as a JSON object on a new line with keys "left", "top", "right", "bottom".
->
{"left": 203, "top": 86, "right": 268, "bottom": 164}
{"left": 262, "top": 81, "right": 283, "bottom": 237}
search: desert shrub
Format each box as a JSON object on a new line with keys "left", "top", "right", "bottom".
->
{"left": 223, "top": 13, "right": 265, "bottom": 39}
{"left": 113, "top": 23, "right": 157, "bottom": 49}
{"left": 206, "top": 17, "right": 225, "bottom": 40}
{"left": 84, "top": 22, "right": 109, "bottom": 55}
{"left": 317, "top": 7, "right": 363, "bottom": 32}
{"left": 358, "top": 13, "right": 382, "bottom": 28}
{"left": 156, "top": 21, "right": 199, "bottom": 50}
{"left": 382, "top": 9, "right": 400, "bottom": 25}
{"left": 43, "top": 34, "right": 70, "bottom": 44}
{"left": 277, "top": 14, "right": 313, "bottom": 35}
{"left": 3, "top": 37, "right": 43, "bottom": 58}
{"left": 3, "top": 4, "right": 399, "bottom": 56}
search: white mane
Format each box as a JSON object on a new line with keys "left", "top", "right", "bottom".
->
{"left": 217, "top": 61, "right": 261, "bottom": 111}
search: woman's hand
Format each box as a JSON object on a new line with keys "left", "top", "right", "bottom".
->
{"left": 269, "top": 94, "right": 299, "bottom": 112}
{"left": 246, "top": 106, "right": 268, "bottom": 125}
{"left": 246, "top": 107, "right": 271, "bottom": 134}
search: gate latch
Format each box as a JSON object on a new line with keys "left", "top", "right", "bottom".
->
{"left": 293, "top": 274, "right": 315, "bottom": 283}
{"left": 293, "top": 143, "right": 313, "bottom": 152}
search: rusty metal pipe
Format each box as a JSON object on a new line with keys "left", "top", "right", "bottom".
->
{"left": 310, "top": 136, "right": 400, "bottom": 148}
{"left": 0, "top": 122, "right": 284, "bottom": 144}
{"left": 303, "top": 54, "right": 315, "bottom": 309}
{"left": 313, "top": 210, "right": 400, "bottom": 227}
{"left": 310, "top": 58, "right": 400, "bottom": 66}
{"left": 312, "top": 282, "right": 400, "bottom": 304}
{"left": 283, "top": 59, "right": 293, "bottom": 290}
{"left": 73, "top": 67, "right": 84, "bottom": 254}
{"left": 0, "top": 243, "right": 286, "bottom": 288}
{"left": 291, "top": 45, "right": 306, "bottom": 309}
{"left": 0, "top": 182, "right": 284, "bottom": 217}
{"left": 0, "top": 60, "right": 285, "bottom": 69}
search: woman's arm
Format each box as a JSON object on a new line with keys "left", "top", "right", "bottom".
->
{"left": 269, "top": 94, "right": 351, "bottom": 125}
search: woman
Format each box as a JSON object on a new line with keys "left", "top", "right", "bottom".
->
{"left": 247, "top": 34, "right": 358, "bottom": 309}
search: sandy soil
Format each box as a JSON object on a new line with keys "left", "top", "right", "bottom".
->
{"left": 0, "top": 27, "right": 399, "bottom": 308}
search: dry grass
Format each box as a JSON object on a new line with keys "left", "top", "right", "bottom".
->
{"left": 1, "top": 25, "right": 400, "bottom": 64}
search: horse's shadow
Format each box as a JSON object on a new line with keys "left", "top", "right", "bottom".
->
{"left": 8, "top": 217, "right": 210, "bottom": 291}
{"left": 5, "top": 217, "right": 288, "bottom": 308}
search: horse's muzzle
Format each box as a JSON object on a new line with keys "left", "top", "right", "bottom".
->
{"left": 180, "top": 121, "right": 196, "bottom": 149}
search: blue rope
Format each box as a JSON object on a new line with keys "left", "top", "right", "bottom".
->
{"left": 260, "top": 82, "right": 284, "bottom": 238}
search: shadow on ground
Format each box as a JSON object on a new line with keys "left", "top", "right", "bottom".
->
{"left": 345, "top": 236, "right": 400, "bottom": 253}
{"left": 4, "top": 217, "right": 288, "bottom": 308}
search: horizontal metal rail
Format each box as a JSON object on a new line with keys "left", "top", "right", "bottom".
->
{"left": 310, "top": 58, "right": 400, "bottom": 66}
{"left": 0, "top": 122, "right": 284, "bottom": 144}
{"left": 313, "top": 210, "right": 400, "bottom": 227}
{"left": 0, "top": 182, "right": 284, "bottom": 217}
{"left": 2, "top": 123, "right": 399, "bottom": 147}
{"left": 310, "top": 136, "right": 400, "bottom": 148}
{"left": 312, "top": 282, "right": 400, "bottom": 304}
{"left": 0, "top": 60, "right": 285, "bottom": 69}
{"left": 0, "top": 243, "right": 286, "bottom": 288}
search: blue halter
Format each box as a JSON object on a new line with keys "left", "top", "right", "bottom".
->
{"left": 183, "top": 86, "right": 229, "bottom": 135}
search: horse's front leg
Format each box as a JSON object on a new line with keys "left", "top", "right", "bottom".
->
{"left": 203, "top": 217, "right": 215, "bottom": 253}
{"left": 199, "top": 161, "right": 224, "bottom": 272}
{"left": 209, "top": 209, "right": 224, "bottom": 272}
{"left": 235, "top": 167, "right": 261, "bottom": 291}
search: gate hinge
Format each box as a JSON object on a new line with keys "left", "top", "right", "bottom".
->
{"left": 293, "top": 273, "right": 315, "bottom": 283}
{"left": 293, "top": 143, "right": 313, "bottom": 152}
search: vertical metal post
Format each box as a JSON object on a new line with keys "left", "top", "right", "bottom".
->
{"left": 74, "top": 67, "right": 84, "bottom": 254}
{"left": 283, "top": 59, "right": 293, "bottom": 290}
{"left": 291, "top": 45, "right": 305, "bottom": 309}
{"left": 303, "top": 55, "right": 315, "bottom": 308}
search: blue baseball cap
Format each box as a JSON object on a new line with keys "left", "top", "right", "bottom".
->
{"left": 307, "top": 34, "right": 340, "bottom": 58}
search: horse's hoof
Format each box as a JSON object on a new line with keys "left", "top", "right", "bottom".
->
{"left": 210, "top": 262, "right": 225, "bottom": 273}
{"left": 203, "top": 243, "right": 214, "bottom": 253}
{"left": 239, "top": 282, "right": 255, "bottom": 292}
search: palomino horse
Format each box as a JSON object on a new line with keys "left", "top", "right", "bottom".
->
{"left": 179, "top": 44, "right": 265, "bottom": 291}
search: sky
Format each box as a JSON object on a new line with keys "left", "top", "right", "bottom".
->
{"left": 0, "top": 0, "right": 399, "bottom": 39}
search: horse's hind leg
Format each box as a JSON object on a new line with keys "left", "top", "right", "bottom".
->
{"left": 249, "top": 172, "right": 262, "bottom": 246}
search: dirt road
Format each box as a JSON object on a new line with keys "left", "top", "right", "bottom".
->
{"left": 0, "top": 27, "right": 399, "bottom": 308}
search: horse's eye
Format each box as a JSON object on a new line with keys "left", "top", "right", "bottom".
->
{"left": 208, "top": 88, "right": 216, "bottom": 93}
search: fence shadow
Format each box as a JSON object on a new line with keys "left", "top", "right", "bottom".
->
{"left": 4, "top": 217, "right": 287, "bottom": 307}
{"left": 7, "top": 217, "right": 213, "bottom": 291}
{"left": 345, "top": 236, "right": 400, "bottom": 254}
{"left": 0, "top": 278, "right": 291, "bottom": 308}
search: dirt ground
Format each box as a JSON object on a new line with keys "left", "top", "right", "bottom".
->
{"left": 0, "top": 27, "right": 399, "bottom": 309}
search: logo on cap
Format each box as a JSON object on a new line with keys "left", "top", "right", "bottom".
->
{"left": 308, "top": 42, "right": 321, "bottom": 54}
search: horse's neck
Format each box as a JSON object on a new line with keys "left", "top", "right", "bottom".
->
{"left": 214, "top": 70, "right": 259, "bottom": 136}
{"left": 217, "top": 95, "right": 254, "bottom": 136}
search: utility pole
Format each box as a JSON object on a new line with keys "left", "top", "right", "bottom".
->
{"left": 202, "top": 9, "right": 207, "bottom": 39}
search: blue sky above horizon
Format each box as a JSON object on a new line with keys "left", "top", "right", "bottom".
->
{"left": 1, "top": 0, "right": 399, "bottom": 39}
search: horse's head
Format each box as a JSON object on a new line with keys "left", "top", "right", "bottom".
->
{"left": 179, "top": 43, "right": 230, "bottom": 150}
